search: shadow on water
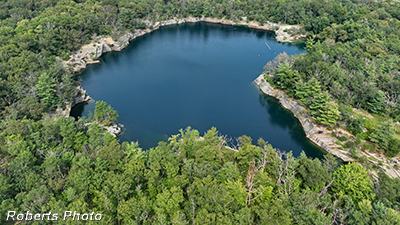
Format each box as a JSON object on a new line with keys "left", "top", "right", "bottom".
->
{"left": 70, "top": 102, "right": 87, "bottom": 118}
{"left": 253, "top": 30, "right": 271, "bottom": 40}
{"left": 73, "top": 21, "right": 324, "bottom": 158}
{"left": 258, "top": 93, "right": 325, "bottom": 158}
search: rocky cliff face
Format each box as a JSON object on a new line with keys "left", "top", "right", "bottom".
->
{"left": 254, "top": 74, "right": 354, "bottom": 162}
{"left": 61, "top": 17, "right": 305, "bottom": 74}
{"left": 254, "top": 75, "right": 318, "bottom": 136}
{"left": 58, "top": 17, "right": 308, "bottom": 140}
{"left": 54, "top": 85, "right": 92, "bottom": 117}
{"left": 72, "top": 86, "right": 92, "bottom": 106}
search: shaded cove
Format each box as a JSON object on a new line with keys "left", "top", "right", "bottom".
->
{"left": 71, "top": 22, "right": 324, "bottom": 158}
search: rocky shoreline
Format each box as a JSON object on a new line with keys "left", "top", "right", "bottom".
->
{"left": 82, "top": 122, "right": 122, "bottom": 138}
{"left": 255, "top": 74, "right": 400, "bottom": 178}
{"left": 54, "top": 85, "right": 92, "bottom": 117}
{"left": 61, "top": 16, "right": 306, "bottom": 74}
{"left": 58, "top": 17, "right": 306, "bottom": 142}
{"left": 60, "top": 16, "right": 305, "bottom": 110}
{"left": 254, "top": 74, "right": 354, "bottom": 162}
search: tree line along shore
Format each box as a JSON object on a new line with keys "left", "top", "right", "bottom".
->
{"left": 1, "top": 0, "right": 400, "bottom": 224}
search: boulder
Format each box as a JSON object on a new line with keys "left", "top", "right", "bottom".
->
{"left": 101, "top": 43, "right": 112, "bottom": 53}
{"left": 112, "top": 33, "right": 134, "bottom": 51}
{"left": 107, "top": 124, "right": 122, "bottom": 137}
{"left": 72, "top": 86, "right": 92, "bottom": 107}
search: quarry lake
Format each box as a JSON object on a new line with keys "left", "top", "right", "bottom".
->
{"left": 72, "top": 22, "right": 325, "bottom": 158}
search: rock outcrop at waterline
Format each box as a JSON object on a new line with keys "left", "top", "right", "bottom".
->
{"left": 83, "top": 122, "right": 122, "bottom": 138}
{"left": 54, "top": 85, "right": 92, "bottom": 117}
{"left": 254, "top": 74, "right": 354, "bottom": 162}
{"left": 61, "top": 17, "right": 305, "bottom": 73}
{"left": 107, "top": 124, "right": 122, "bottom": 137}
{"left": 57, "top": 17, "right": 305, "bottom": 145}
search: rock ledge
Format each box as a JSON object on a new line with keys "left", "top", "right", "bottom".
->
{"left": 254, "top": 74, "right": 354, "bottom": 162}
{"left": 61, "top": 17, "right": 306, "bottom": 74}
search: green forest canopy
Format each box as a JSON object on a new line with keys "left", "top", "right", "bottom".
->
{"left": 1, "top": 116, "right": 400, "bottom": 224}
{"left": 1, "top": 0, "right": 400, "bottom": 224}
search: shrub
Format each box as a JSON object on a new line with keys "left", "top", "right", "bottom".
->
{"left": 362, "top": 143, "right": 374, "bottom": 151}
{"left": 94, "top": 101, "right": 119, "bottom": 126}
{"left": 344, "top": 141, "right": 356, "bottom": 149}
{"left": 356, "top": 133, "right": 368, "bottom": 140}
{"left": 61, "top": 51, "right": 69, "bottom": 60}
{"left": 350, "top": 148, "right": 359, "bottom": 159}
{"left": 386, "top": 138, "right": 400, "bottom": 157}
{"left": 359, "top": 156, "right": 368, "bottom": 164}
{"left": 338, "top": 136, "right": 347, "bottom": 141}
{"left": 369, "top": 121, "right": 394, "bottom": 150}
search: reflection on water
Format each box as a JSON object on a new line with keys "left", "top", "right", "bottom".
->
{"left": 258, "top": 93, "right": 324, "bottom": 158}
{"left": 72, "top": 22, "right": 324, "bottom": 158}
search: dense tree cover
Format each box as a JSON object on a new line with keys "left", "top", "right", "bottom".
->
{"left": 1, "top": 114, "right": 400, "bottom": 224}
{"left": 1, "top": 0, "right": 400, "bottom": 223}
{"left": 265, "top": 1, "right": 400, "bottom": 155}
{"left": 93, "top": 101, "right": 118, "bottom": 126}
{"left": 0, "top": 0, "right": 399, "bottom": 154}
{"left": 1, "top": 0, "right": 400, "bottom": 122}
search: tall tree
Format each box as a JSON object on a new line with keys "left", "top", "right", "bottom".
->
{"left": 36, "top": 72, "right": 57, "bottom": 108}
{"left": 369, "top": 121, "right": 395, "bottom": 151}
{"left": 309, "top": 92, "right": 340, "bottom": 126}
{"left": 94, "top": 101, "right": 118, "bottom": 126}
{"left": 332, "top": 162, "right": 375, "bottom": 203}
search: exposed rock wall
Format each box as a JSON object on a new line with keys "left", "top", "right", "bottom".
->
{"left": 72, "top": 86, "right": 92, "bottom": 106}
{"left": 62, "top": 17, "right": 305, "bottom": 73}
{"left": 54, "top": 85, "right": 92, "bottom": 117}
{"left": 254, "top": 74, "right": 354, "bottom": 162}
{"left": 59, "top": 17, "right": 306, "bottom": 141}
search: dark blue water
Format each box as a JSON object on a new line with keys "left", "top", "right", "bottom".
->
{"left": 72, "top": 22, "right": 324, "bottom": 158}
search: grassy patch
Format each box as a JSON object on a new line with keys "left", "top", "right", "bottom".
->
{"left": 354, "top": 110, "right": 390, "bottom": 130}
